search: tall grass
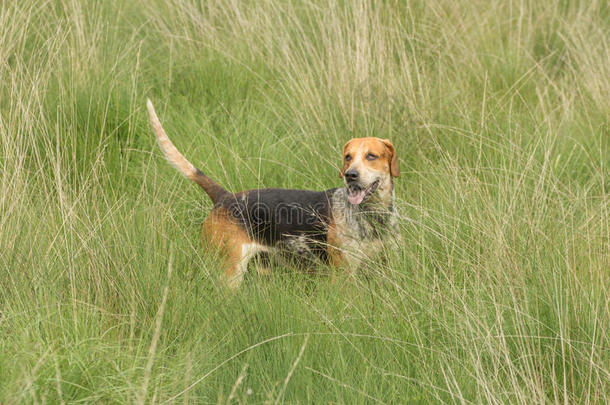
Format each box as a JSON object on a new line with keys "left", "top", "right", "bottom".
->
{"left": 0, "top": 0, "right": 607, "bottom": 403}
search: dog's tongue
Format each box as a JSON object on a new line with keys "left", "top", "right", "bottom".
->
{"left": 348, "top": 189, "right": 366, "bottom": 205}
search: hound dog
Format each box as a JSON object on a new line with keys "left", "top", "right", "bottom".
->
{"left": 147, "top": 100, "right": 399, "bottom": 288}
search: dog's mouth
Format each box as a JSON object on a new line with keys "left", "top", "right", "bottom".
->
{"left": 347, "top": 180, "right": 380, "bottom": 205}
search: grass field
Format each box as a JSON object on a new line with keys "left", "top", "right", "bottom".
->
{"left": 1, "top": 0, "right": 608, "bottom": 403}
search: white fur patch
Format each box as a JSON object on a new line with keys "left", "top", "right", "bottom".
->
{"left": 227, "top": 243, "right": 270, "bottom": 288}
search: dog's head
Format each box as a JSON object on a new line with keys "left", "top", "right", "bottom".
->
{"left": 339, "top": 137, "right": 399, "bottom": 205}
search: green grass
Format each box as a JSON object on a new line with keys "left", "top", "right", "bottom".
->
{"left": 0, "top": 0, "right": 608, "bottom": 403}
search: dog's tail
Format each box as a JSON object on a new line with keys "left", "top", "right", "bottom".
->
{"left": 146, "top": 99, "right": 227, "bottom": 203}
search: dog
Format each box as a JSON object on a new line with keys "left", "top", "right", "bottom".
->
{"left": 147, "top": 99, "right": 399, "bottom": 288}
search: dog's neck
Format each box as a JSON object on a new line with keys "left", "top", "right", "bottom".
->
{"left": 337, "top": 182, "right": 397, "bottom": 238}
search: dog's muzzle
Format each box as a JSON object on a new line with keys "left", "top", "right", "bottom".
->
{"left": 346, "top": 179, "right": 380, "bottom": 205}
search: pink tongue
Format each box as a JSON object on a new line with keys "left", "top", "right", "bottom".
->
{"left": 348, "top": 189, "right": 366, "bottom": 205}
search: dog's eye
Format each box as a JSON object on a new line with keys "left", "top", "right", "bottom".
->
{"left": 345, "top": 155, "right": 352, "bottom": 161}
{"left": 366, "top": 153, "right": 378, "bottom": 161}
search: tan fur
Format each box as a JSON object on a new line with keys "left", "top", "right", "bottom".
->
{"left": 201, "top": 208, "right": 269, "bottom": 289}
{"left": 326, "top": 221, "right": 344, "bottom": 267}
{"left": 147, "top": 99, "right": 198, "bottom": 180}
{"left": 339, "top": 137, "right": 398, "bottom": 208}
{"left": 340, "top": 137, "right": 399, "bottom": 179}
{"left": 147, "top": 99, "right": 226, "bottom": 202}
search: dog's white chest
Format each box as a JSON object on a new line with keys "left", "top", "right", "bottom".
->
{"left": 330, "top": 189, "right": 398, "bottom": 269}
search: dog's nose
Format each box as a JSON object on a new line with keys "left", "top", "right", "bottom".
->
{"left": 344, "top": 169, "right": 359, "bottom": 181}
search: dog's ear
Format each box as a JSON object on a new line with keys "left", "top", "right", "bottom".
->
{"left": 339, "top": 140, "right": 353, "bottom": 177}
{"left": 382, "top": 139, "right": 399, "bottom": 177}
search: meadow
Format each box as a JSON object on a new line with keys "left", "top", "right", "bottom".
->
{"left": 0, "top": 0, "right": 608, "bottom": 403}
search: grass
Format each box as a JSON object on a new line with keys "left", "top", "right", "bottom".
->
{"left": 0, "top": 0, "right": 608, "bottom": 403}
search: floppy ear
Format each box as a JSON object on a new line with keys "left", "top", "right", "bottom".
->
{"left": 339, "top": 140, "right": 352, "bottom": 178}
{"left": 382, "top": 139, "right": 399, "bottom": 177}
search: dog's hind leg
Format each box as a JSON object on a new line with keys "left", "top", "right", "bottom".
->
{"left": 201, "top": 209, "right": 267, "bottom": 289}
